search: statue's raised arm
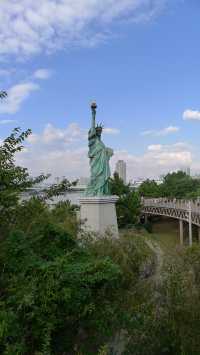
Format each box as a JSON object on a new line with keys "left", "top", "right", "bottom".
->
{"left": 91, "top": 101, "right": 97, "bottom": 130}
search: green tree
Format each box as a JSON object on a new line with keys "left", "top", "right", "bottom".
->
{"left": 139, "top": 172, "right": 200, "bottom": 199}
{"left": 0, "top": 128, "right": 47, "bottom": 236}
{"left": 110, "top": 173, "right": 141, "bottom": 228}
{"left": 139, "top": 179, "right": 161, "bottom": 198}
{"left": 161, "top": 171, "right": 200, "bottom": 198}
{"left": 0, "top": 127, "right": 76, "bottom": 237}
{"left": 110, "top": 172, "right": 130, "bottom": 196}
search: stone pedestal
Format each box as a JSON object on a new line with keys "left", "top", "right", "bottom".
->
{"left": 79, "top": 196, "right": 119, "bottom": 237}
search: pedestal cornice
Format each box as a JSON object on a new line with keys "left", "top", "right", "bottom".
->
{"left": 80, "top": 195, "right": 119, "bottom": 205}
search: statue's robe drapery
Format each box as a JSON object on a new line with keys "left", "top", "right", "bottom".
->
{"left": 86, "top": 133, "right": 113, "bottom": 196}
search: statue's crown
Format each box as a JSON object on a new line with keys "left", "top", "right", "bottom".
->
{"left": 96, "top": 124, "right": 103, "bottom": 136}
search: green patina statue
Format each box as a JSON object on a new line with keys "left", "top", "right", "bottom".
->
{"left": 85, "top": 102, "right": 113, "bottom": 196}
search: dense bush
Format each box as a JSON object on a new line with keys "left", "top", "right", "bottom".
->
{"left": 139, "top": 179, "right": 161, "bottom": 198}
{"left": 0, "top": 205, "right": 154, "bottom": 354}
{"left": 125, "top": 245, "right": 200, "bottom": 355}
{"left": 0, "top": 221, "right": 121, "bottom": 354}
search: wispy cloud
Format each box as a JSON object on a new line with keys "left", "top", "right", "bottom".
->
{"left": 0, "top": 82, "right": 39, "bottom": 114}
{"left": 183, "top": 109, "right": 200, "bottom": 121}
{"left": 0, "top": 67, "right": 53, "bottom": 114}
{"left": 0, "top": 69, "right": 14, "bottom": 77}
{"left": 0, "top": 119, "right": 17, "bottom": 125}
{"left": 27, "top": 123, "right": 87, "bottom": 145}
{"left": 33, "top": 69, "right": 52, "bottom": 80}
{"left": 141, "top": 125, "right": 179, "bottom": 137}
{"left": 0, "top": 0, "right": 166, "bottom": 59}
{"left": 104, "top": 127, "right": 120, "bottom": 135}
{"left": 112, "top": 142, "right": 192, "bottom": 180}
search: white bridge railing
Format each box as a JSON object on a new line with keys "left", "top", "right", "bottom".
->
{"left": 142, "top": 198, "right": 200, "bottom": 214}
{"left": 142, "top": 198, "right": 200, "bottom": 246}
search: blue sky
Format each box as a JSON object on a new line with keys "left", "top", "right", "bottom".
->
{"left": 0, "top": 0, "right": 200, "bottom": 180}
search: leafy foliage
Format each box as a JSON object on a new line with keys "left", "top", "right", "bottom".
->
{"left": 0, "top": 128, "right": 46, "bottom": 235}
{"left": 0, "top": 128, "right": 77, "bottom": 237}
{"left": 0, "top": 198, "right": 151, "bottom": 354}
{"left": 0, "top": 223, "right": 122, "bottom": 354}
{"left": 161, "top": 171, "right": 200, "bottom": 198}
{"left": 110, "top": 173, "right": 141, "bottom": 228}
{"left": 125, "top": 244, "right": 200, "bottom": 355}
{"left": 0, "top": 91, "right": 7, "bottom": 99}
{"left": 139, "top": 171, "right": 200, "bottom": 199}
{"left": 139, "top": 179, "right": 161, "bottom": 198}
{"left": 42, "top": 178, "right": 78, "bottom": 200}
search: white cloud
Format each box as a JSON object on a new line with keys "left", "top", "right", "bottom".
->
{"left": 17, "top": 145, "right": 89, "bottom": 180}
{"left": 0, "top": 68, "right": 52, "bottom": 114}
{"left": 0, "top": 69, "right": 13, "bottom": 77}
{"left": 183, "top": 109, "right": 200, "bottom": 121}
{"left": 33, "top": 69, "right": 52, "bottom": 80}
{"left": 27, "top": 133, "right": 39, "bottom": 144}
{"left": 103, "top": 127, "right": 120, "bottom": 135}
{"left": 38, "top": 122, "right": 86, "bottom": 144}
{"left": 15, "top": 122, "right": 119, "bottom": 179}
{"left": 0, "top": 0, "right": 166, "bottom": 59}
{"left": 46, "top": 123, "right": 83, "bottom": 144}
{"left": 142, "top": 125, "right": 179, "bottom": 137}
{"left": 164, "top": 126, "right": 179, "bottom": 134}
{"left": 147, "top": 144, "right": 162, "bottom": 151}
{"left": 112, "top": 142, "right": 192, "bottom": 180}
{"left": 14, "top": 122, "right": 192, "bottom": 181}
{"left": 147, "top": 142, "right": 189, "bottom": 152}
{"left": 0, "top": 82, "right": 39, "bottom": 114}
{"left": 28, "top": 123, "right": 120, "bottom": 146}
{"left": 0, "top": 119, "right": 17, "bottom": 125}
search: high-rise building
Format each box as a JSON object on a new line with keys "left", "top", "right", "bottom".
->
{"left": 115, "top": 160, "right": 127, "bottom": 183}
{"left": 186, "top": 167, "right": 191, "bottom": 176}
{"left": 182, "top": 167, "right": 191, "bottom": 176}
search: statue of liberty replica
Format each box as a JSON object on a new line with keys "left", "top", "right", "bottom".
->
{"left": 86, "top": 102, "right": 113, "bottom": 196}
{"left": 80, "top": 102, "right": 119, "bottom": 237}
